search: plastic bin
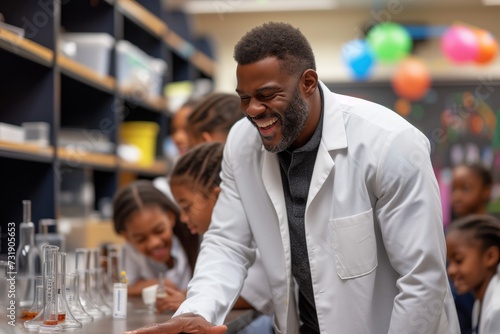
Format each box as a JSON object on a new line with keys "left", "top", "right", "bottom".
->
{"left": 60, "top": 33, "right": 114, "bottom": 76}
{"left": 120, "top": 122, "right": 159, "bottom": 166}
{"left": 116, "top": 40, "right": 167, "bottom": 97}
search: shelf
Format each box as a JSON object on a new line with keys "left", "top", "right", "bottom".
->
{"left": 58, "top": 147, "right": 117, "bottom": 169}
{"left": 164, "top": 30, "right": 215, "bottom": 77}
{"left": 119, "top": 87, "right": 168, "bottom": 113}
{"left": 117, "top": 0, "right": 167, "bottom": 38}
{"left": 191, "top": 50, "right": 216, "bottom": 77}
{"left": 119, "top": 159, "right": 168, "bottom": 176}
{"left": 58, "top": 55, "right": 115, "bottom": 94}
{"left": 0, "top": 140, "right": 54, "bottom": 162}
{"left": 0, "top": 27, "right": 53, "bottom": 67}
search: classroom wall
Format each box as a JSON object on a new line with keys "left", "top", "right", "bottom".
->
{"left": 190, "top": 5, "right": 500, "bottom": 92}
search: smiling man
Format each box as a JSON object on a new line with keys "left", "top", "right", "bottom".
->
{"left": 125, "top": 22, "right": 459, "bottom": 334}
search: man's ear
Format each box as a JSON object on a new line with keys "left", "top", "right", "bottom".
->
{"left": 301, "top": 69, "right": 318, "bottom": 98}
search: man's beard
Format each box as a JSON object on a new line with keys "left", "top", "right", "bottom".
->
{"left": 249, "top": 87, "right": 309, "bottom": 153}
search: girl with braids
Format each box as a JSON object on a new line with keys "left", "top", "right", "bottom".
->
{"left": 450, "top": 163, "right": 493, "bottom": 334}
{"left": 186, "top": 92, "right": 243, "bottom": 149}
{"left": 112, "top": 180, "right": 193, "bottom": 297}
{"left": 163, "top": 142, "right": 274, "bottom": 333}
{"left": 446, "top": 214, "right": 500, "bottom": 334}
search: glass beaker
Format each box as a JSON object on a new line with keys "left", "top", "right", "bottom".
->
{"left": 56, "top": 252, "right": 82, "bottom": 329}
{"left": 24, "top": 244, "right": 62, "bottom": 333}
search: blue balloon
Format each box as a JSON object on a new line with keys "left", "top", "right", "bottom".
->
{"left": 341, "top": 39, "right": 375, "bottom": 80}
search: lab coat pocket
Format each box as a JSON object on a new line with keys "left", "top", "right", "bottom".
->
{"left": 329, "top": 208, "right": 377, "bottom": 279}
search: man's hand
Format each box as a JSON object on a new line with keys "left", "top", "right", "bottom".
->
{"left": 123, "top": 313, "right": 228, "bottom": 334}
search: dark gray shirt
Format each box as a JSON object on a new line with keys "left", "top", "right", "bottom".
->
{"left": 277, "top": 87, "right": 324, "bottom": 334}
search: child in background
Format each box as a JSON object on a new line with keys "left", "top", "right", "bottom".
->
{"left": 112, "top": 180, "right": 193, "bottom": 297}
{"left": 165, "top": 142, "right": 274, "bottom": 333}
{"left": 452, "top": 163, "right": 493, "bottom": 218}
{"left": 170, "top": 99, "right": 200, "bottom": 157}
{"left": 450, "top": 162, "right": 493, "bottom": 333}
{"left": 446, "top": 214, "right": 500, "bottom": 334}
{"left": 186, "top": 92, "right": 243, "bottom": 148}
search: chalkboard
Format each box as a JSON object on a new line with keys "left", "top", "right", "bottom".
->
{"left": 326, "top": 80, "right": 500, "bottom": 221}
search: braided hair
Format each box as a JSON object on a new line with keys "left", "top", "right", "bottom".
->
{"left": 186, "top": 93, "right": 242, "bottom": 144}
{"left": 447, "top": 214, "right": 500, "bottom": 263}
{"left": 170, "top": 142, "right": 224, "bottom": 198}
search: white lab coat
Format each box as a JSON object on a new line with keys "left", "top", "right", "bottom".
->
{"left": 175, "top": 81, "right": 459, "bottom": 333}
{"left": 472, "top": 273, "right": 500, "bottom": 334}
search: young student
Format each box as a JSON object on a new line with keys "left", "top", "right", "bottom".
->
{"left": 165, "top": 142, "right": 274, "bottom": 333}
{"left": 452, "top": 163, "right": 493, "bottom": 219}
{"left": 185, "top": 92, "right": 243, "bottom": 149}
{"left": 450, "top": 162, "right": 493, "bottom": 333}
{"left": 112, "top": 180, "right": 193, "bottom": 297}
{"left": 170, "top": 99, "right": 199, "bottom": 157}
{"left": 446, "top": 214, "right": 500, "bottom": 334}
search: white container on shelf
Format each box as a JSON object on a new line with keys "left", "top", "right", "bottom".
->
{"left": 0, "top": 122, "right": 25, "bottom": 143}
{"left": 116, "top": 40, "right": 167, "bottom": 98}
{"left": 59, "top": 33, "right": 115, "bottom": 76}
{"left": 22, "top": 122, "right": 50, "bottom": 147}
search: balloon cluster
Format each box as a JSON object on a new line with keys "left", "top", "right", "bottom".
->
{"left": 441, "top": 24, "right": 498, "bottom": 65}
{"left": 342, "top": 22, "right": 412, "bottom": 80}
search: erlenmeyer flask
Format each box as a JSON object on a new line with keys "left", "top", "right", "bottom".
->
{"left": 89, "top": 248, "right": 111, "bottom": 315}
{"left": 24, "top": 244, "right": 62, "bottom": 333}
{"left": 74, "top": 248, "right": 104, "bottom": 318}
{"left": 64, "top": 273, "right": 93, "bottom": 323}
{"left": 21, "top": 276, "right": 43, "bottom": 320}
{"left": 57, "top": 252, "right": 81, "bottom": 329}
{"left": 16, "top": 200, "right": 42, "bottom": 311}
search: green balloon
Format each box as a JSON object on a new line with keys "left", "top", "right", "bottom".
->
{"left": 366, "top": 22, "right": 412, "bottom": 63}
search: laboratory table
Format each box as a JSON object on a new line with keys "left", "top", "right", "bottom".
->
{"left": 13, "top": 298, "right": 258, "bottom": 334}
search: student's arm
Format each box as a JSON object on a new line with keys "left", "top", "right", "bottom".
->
{"left": 127, "top": 278, "right": 180, "bottom": 297}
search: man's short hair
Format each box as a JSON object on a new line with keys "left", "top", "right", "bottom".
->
{"left": 233, "top": 22, "right": 316, "bottom": 77}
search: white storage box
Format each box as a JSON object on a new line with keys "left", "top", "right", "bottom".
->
{"left": 116, "top": 40, "right": 167, "bottom": 97}
{"left": 60, "top": 33, "right": 114, "bottom": 76}
{"left": 0, "top": 122, "right": 25, "bottom": 143}
{"left": 22, "top": 122, "right": 50, "bottom": 147}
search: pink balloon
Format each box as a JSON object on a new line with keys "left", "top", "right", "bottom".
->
{"left": 441, "top": 25, "right": 479, "bottom": 63}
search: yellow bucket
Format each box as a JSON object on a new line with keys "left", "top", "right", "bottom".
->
{"left": 120, "top": 121, "right": 159, "bottom": 166}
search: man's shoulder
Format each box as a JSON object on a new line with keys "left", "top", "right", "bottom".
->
{"left": 332, "top": 92, "right": 412, "bottom": 133}
{"left": 226, "top": 118, "right": 262, "bottom": 152}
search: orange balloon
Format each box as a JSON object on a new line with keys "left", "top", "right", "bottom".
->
{"left": 391, "top": 57, "right": 431, "bottom": 101}
{"left": 475, "top": 29, "right": 498, "bottom": 64}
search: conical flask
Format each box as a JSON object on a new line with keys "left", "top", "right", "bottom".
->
{"left": 21, "top": 276, "right": 43, "bottom": 320}
{"left": 24, "top": 244, "right": 62, "bottom": 333}
{"left": 64, "top": 273, "right": 93, "bottom": 323}
{"left": 56, "top": 252, "right": 81, "bottom": 329}
{"left": 16, "top": 200, "right": 42, "bottom": 311}
{"left": 74, "top": 248, "right": 104, "bottom": 318}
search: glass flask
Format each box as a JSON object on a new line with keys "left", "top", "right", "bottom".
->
{"left": 56, "top": 252, "right": 82, "bottom": 329}
{"left": 64, "top": 273, "right": 93, "bottom": 323}
{"left": 16, "top": 200, "right": 42, "bottom": 310}
{"left": 24, "top": 244, "right": 62, "bottom": 333}
{"left": 21, "top": 276, "right": 43, "bottom": 320}
{"left": 74, "top": 248, "right": 104, "bottom": 318}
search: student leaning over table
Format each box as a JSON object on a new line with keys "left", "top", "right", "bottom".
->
{"left": 123, "top": 22, "right": 459, "bottom": 334}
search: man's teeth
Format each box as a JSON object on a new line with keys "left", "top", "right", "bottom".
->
{"left": 257, "top": 118, "right": 278, "bottom": 128}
